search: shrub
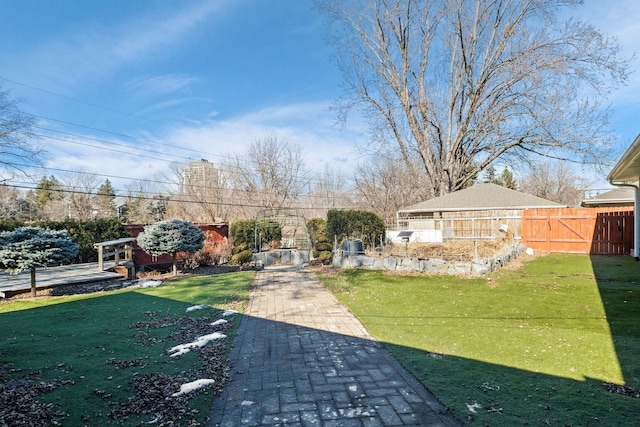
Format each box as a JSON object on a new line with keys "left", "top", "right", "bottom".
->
{"left": 230, "top": 219, "right": 282, "bottom": 251}
{"left": 185, "top": 239, "right": 234, "bottom": 269}
{"left": 183, "top": 249, "right": 213, "bottom": 269}
{"left": 317, "top": 251, "right": 332, "bottom": 265}
{"left": 326, "top": 209, "right": 385, "bottom": 249}
{"left": 231, "top": 242, "right": 248, "bottom": 256}
{"left": 315, "top": 241, "right": 333, "bottom": 252}
{"left": 308, "top": 217, "right": 332, "bottom": 264}
{"left": 210, "top": 239, "right": 233, "bottom": 265}
{"left": 230, "top": 250, "right": 253, "bottom": 266}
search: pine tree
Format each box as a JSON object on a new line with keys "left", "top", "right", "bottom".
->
{"left": 500, "top": 168, "right": 518, "bottom": 190}
{"left": 0, "top": 226, "right": 79, "bottom": 296}
{"left": 137, "top": 220, "right": 204, "bottom": 276}
{"left": 483, "top": 166, "right": 499, "bottom": 184}
{"left": 34, "top": 175, "right": 62, "bottom": 209}
{"left": 95, "top": 179, "right": 116, "bottom": 218}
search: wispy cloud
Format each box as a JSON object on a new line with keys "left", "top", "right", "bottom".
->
{"left": 36, "top": 100, "right": 366, "bottom": 190}
{"left": 163, "top": 101, "right": 367, "bottom": 170}
{"left": 126, "top": 74, "right": 200, "bottom": 98}
{"left": 8, "top": 1, "right": 230, "bottom": 91}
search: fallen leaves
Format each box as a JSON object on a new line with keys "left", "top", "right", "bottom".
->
{"left": 0, "top": 368, "right": 67, "bottom": 426}
{"left": 603, "top": 382, "right": 640, "bottom": 398}
{"left": 103, "top": 310, "right": 234, "bottom": 425}
{"left": 0, "top": 307, "right": 235, "bottom": 426}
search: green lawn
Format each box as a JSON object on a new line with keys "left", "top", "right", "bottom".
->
{"left": 317, "top": 254, "right": 640, "bottom": 426}
{"left": 0, "top": 271, "right": 254, "bottom": 426}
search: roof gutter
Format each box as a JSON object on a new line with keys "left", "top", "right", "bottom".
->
{"left": 607, "top": 134, "right": 640, "bottom": 260}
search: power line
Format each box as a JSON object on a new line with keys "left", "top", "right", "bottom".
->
{"left": 9, "top": 163, "right": 350, "bottom": 203}
{"left": 35, "top": 132, "right": 189, "bottom": 165}
{"left": 1, "top": 76, "right": 161, "bottom": 126}
{"left": 3, "top": 76, "right": 355, "bottom": 189}
{"left": 30, "top": 112, "right": 237, "bottom": 162}
{"left": 2, "top": 182, "right": 347, "bottom": 211}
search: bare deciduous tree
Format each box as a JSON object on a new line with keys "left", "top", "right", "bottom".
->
{"left": 318, "top": 0, "right": 629, "bottom": 196}
{"left": 61, "top": 171, "right": 100, "bottom": 220}
{"left": 230, "top": 135, "right": 310, "bottom": 218}
{"left": 0, "top": 85, "right": 42, "bottom": 180}
{"left": 353, "top": 154, "right": 425, "bottom": 223}
{"left": 519, "top": 161, "right": 585, "bottom": 206}
{"left": 0, "top": 184, "right": 27, "bottom": 219}
{"left": 305, "top": 164, "right": 352, "bottom": 218}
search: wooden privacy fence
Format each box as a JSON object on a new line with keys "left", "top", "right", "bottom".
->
{"left": 522, "top": 207, "right": 634, "bottom": 255}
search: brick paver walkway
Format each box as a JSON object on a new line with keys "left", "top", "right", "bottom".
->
{"left": 207, "top": 266, "right": 463, "bottom": 426}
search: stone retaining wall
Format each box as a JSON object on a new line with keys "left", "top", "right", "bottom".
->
{"left": 332, "top": 243, "right": 527, "bottom": 276}
{"left": 253, "top": 249, "right": 311, "bottom": 266}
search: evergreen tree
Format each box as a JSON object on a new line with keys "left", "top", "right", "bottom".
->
{"left": 95, "top": 179, "right": 116, "bottom": 218}
{"left": 149, "top": 195, "right": 168, "bottom": 222}
{"left": 483, "top": 166, "right": 499, "bottom": 184}
{"left": 119, "top": 190, "right": 149, "bottom": 224}
{"left": 0, "top": 226, "right": 79, "bottom": 296}
{"left": 483, "top": 166, "right": 518, "bottom": 190}
{"left": 34, "top": 175, "right": 62, "bottom": 209}
{"left": 500, "top": 168, "right": 518, "bottom": 190}
{"left": 137, "top": 220, "right": 204, "bottom": 276}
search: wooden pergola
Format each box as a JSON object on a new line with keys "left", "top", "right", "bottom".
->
{"left": 608, "top": 133, "right": 640, "bottom": 259}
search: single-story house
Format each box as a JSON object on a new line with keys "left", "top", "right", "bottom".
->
{"left": 582, "top": 187, "right": 635, "bottom": 207}
{"left": 607, "top": 133, "right": 640, "bottom": 259}
{"left": 389, "top": 183, "right": 564, "bottom": 243}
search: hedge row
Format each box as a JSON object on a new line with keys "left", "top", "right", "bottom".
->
{"left": 326, "top": 209, "right": 385, "bottom": 250}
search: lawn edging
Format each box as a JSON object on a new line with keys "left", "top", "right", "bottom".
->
{"left": 332, "top": 242, "right": 527, "bottom": 276}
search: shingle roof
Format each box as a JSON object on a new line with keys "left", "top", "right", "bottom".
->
{"left": 398, "top": 183, "right": 564, "bottom": 213}
{"left": 582, "top": 187, "right": 635, "bottom": 205}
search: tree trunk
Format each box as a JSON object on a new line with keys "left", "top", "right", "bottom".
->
{"left": 172, "top": 253, "right": 177, "bottom": 276}
{"left": 30, "top": 267, "right": 36, "bottom": 297}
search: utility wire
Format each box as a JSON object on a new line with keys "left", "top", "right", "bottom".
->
{"left": 8, "top": 163, "right": 350, "bottom": 203}
{"left": 2, "top": 182, "right": 346, "bottom": 211}
{"left": 3, "top": 76, "right": 353, "bottom": 188}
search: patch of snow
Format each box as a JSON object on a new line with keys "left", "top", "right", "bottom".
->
{"left": 172, "top": 379, "right": 215, "bottom": 397}
{"left": 168, "top": 332, "right": 227, "bottom": 357}
{"left": 138, "top": 280, "right": 162, "bottom": 288}
{"left": 221, "top": 309, "right": 238, "bottom": 317}
{"left": 186, "top": 304, "right": 208, "bottom": 312}
{"left": 241, "top": 400, "right": 254, "bottom": 406}
{"left": 210, "top": 319, "right": 228, "bottom": 327}
{"left": 339, "top": 407, "right": 371, "bottom": 417}
{"left": 466, "top": 402, "right": 482, "bottom": 413}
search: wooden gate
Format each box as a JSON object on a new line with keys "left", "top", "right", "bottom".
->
{"left": 522, "top": 208, "right": 634, "bottom": 254}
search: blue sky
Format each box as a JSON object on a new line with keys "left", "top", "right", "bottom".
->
{"left": 1, "top": 0, "right": 639, "bottom": 191}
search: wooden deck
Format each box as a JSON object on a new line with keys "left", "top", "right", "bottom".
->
{"left": 0, "top": 263, "right": 126, "bottom": 298}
